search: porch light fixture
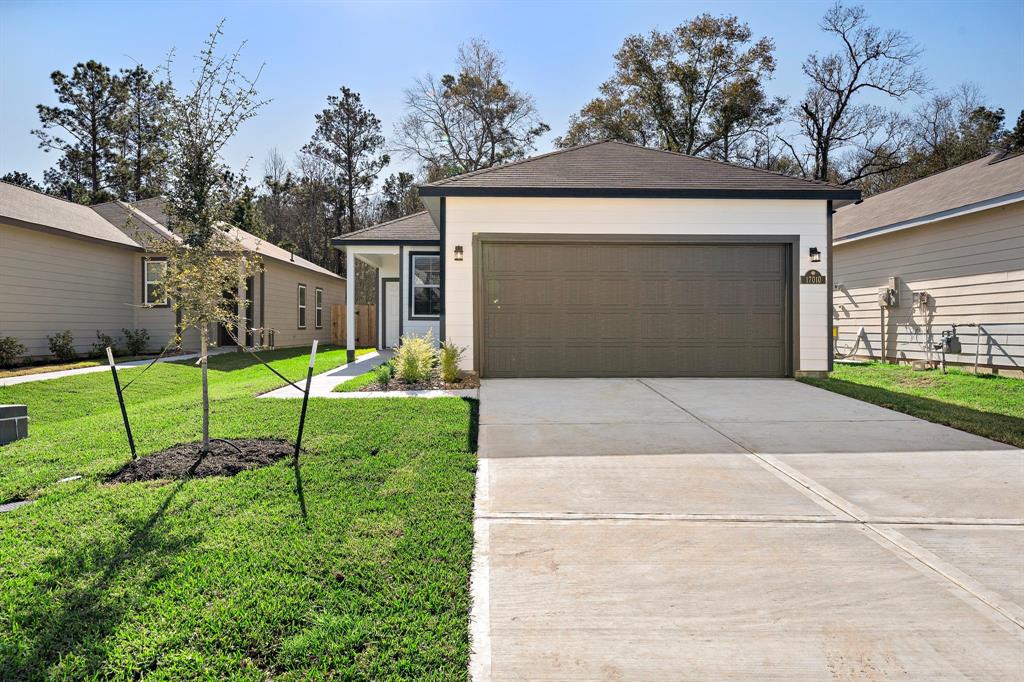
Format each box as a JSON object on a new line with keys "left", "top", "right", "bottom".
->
{"left": 809, "top": 247, "right": 821, "bottom": 263}
{"left": 454, "top": 245, "right": 464, "bottom": 261}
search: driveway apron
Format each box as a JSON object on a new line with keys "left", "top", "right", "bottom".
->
{"left": 472, "top": 378, "right": 1024, "bottom": 680}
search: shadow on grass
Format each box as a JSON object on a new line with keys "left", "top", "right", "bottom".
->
{"left": 0, "top": 482, "right": 203, "bottom": 679}
{"left": 167, "top": 345, "right": 343, "bottom": 374}
{"left": 463, "top": 398, "right": 479, "bottom": 454}
{"left": 292, "top": 453, "right": 308, "bottom": 524}
{"left": 801, "top": 377, "right": 1024, "bottom": 448}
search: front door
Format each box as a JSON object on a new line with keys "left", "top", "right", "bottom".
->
{"left": 383, "top": 279, "right": 400, "bottom": 348}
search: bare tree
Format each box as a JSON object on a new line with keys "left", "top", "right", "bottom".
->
{"left": 395, "top": 39, "right": 548, "bottom": 178}
{"left": 791, "top": 2, "right": 927, "bottom": 183}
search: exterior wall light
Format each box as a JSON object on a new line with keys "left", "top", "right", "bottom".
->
{"left": 809, "top": 247, "right": 821, "bottom": 262}
{"left": 454, "top": 245, "right": 464, "bottom": 261}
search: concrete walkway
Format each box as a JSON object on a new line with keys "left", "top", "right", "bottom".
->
{"left": 0, "top": 347, "right": 236, "bottom": 387}
{"left": 473, "top": 378, "right": 1024, "bottom": 680}
{"left": 259, "top": 350, "right": 390, "bottom": 398}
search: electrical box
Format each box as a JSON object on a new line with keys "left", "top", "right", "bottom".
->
{"left": 877, "top": 276, "right": 900, "bottom": 308}
{"left": 912, "top": 291, "right": 931, "bottom": 313}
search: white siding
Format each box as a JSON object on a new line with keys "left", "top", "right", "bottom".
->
{"left": 443, "top": 197, "right": 830, "bottom": 372}
{"left": 833, "top": 201, "right": 1024, "bottom": 371}
{"left": 0, "top": 223, "right": 136, "bottom": 357}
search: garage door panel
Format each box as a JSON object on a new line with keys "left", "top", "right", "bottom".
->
{"left": 479, "top": 242, "right": 789, "bottom": 378}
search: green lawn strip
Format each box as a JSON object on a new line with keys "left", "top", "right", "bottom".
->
{"left": 0, "top": 344, "right": 477, "bottom": 678}
{"left": 333, "top": 367, "right": 381, "bottom": 393}
{"left": 0, "top": 354, "right": 166, "bottom": 378}
{"left": 800, "top": 362, "right": 1024, "bottom": 447}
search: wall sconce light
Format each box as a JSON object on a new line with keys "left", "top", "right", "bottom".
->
{"left": 809, "top": 247, "right": 821, "bottom": 263}
{"left": 454, "top": 245, "right": 464, "bottom": 261}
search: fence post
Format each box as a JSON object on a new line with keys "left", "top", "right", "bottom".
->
{"left": 106, "top": 346, "right": 137, "bottom": 459}
{"left": 294, "top": 340, "right": 318, "bottom": 458}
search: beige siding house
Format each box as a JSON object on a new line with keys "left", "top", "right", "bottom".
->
{"left": 335, "top": 141, "right": 858, "bottom": 377}
{"left": 0, "top": 183, "right": 344, "bottom": 361}
{"left": 832, "top": 151, "right": 1024, "bottom": 374}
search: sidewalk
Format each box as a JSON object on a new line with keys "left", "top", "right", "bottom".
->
{"left": 0, "top": 347, "right": 236, "bottom": 387}
{"left": 259, "top": 350, "right": 391, "bottom": 398}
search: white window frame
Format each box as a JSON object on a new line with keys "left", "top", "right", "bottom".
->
{"left": 314, "top": 287, "right": 323, "bottom": 329}
{"left": 297, "top": 284, "right": 307, "bottom": 329}
{"left": 409, "top": 252, "right": 440, "bottom": 319}
{"left": 143, "top": 259, "right": 168, "bottom": 307}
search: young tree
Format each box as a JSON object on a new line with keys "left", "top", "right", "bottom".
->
{"left": 395, "top": 39, "right": 549, "bottom": 178}
{"left": 160, "top": 22, "right": 266, "bottom": 453}
{"left": 302, "top": 86, "right": 389, "bottom": 234}
{"left": 556, "top": 15, "right": 783, "bottom": 162}
{"left": 789, "top": 2, "right": 927, "bottom": 183}
{"left": 33, "top": 60, "right": 125, "bottom": 204}
{"left": 112, "top": 64, "right": 173, "bottom": 201}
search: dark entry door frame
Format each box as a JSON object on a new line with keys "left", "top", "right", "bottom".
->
{"left": 472, "top": 233, "right": 801, "bottom": 379}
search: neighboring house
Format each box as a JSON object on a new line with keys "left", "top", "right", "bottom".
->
{"left": 334, "top": 140, "right": 858, "bottom": 378}
{"left": 832, "top": 151, "right": 1024, "bottom": 375}
{"left": 0, "top": 182, "right": 343, "bottom": 360}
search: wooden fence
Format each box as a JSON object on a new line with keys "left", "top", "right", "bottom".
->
{"left": 331, "top": 304, "right": 377, "bottom": 348}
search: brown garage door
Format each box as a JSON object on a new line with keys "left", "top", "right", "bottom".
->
{"left": 477, "top": 240, "right": 790, "bottom": 378}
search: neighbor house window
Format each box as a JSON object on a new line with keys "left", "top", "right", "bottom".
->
{"left": 315, "top": 287, "right": 323, "bottom": 329}
{"left": 143, "top": 259, "right": 167, "bottom": 306}
{"left": 297, "top": 284, "right": 307, "bottom": 329}
{"left": 410, "top": 253, "right": 440, "bottom": 318}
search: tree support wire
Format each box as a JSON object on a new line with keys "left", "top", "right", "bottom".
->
{"left": 106, "top": 347, "right": 137, "bottom": 459}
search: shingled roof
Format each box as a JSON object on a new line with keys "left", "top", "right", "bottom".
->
{"left": 419, "top": 140, "right": 859, "bottom": 200}
{"left": 0, "top": 182, "right": 141, "bottom": 248}
{"left": 834, "top": 151, "right": 1024, "bottom": 242}
{"left": 331, "top": 211, "right": 439, "bottom": 245}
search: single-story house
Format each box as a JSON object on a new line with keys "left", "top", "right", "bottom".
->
{"left": 0, "top": 182, "right": 344, "bottom": 361}
{"left": 832, "top": 151, "right": 1023, "bottom": 375}
{"left": 333, "top": 140, "right": 859, "bottom": 378}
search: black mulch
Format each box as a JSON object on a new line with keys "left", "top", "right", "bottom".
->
{"left": 358, "top": 373, "right": 480, "bottom": 392}
{"left": 107, "top": 438, "right": 293, "bottom": 483}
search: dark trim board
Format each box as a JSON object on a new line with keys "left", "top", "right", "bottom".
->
{"left": 827, "top": 200, "right": 834, "bottom": 372}
{"left": 420, "top": 186, "right": 860, "bottom": 201}
{"left": 439, "top": 197, "right": 446, "bottom": 343}
{"left": 398, "top": 245, "right": 404, "bottom": 340}
{"left": 472, "top": 233, "right": 801, "bottom": 379}
{"left": 331, "top": 238, "right": 439, "bottom": 247}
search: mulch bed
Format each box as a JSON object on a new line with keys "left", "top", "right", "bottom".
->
{"left": 107, "top": 438, "right": 293, "bottom": 483}
{"left": 357, "top": 373, "right": 480, "bottom": 393}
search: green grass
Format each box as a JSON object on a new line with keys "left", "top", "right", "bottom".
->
{"left": 800, "top": 362, "right": 1024, "bottom": 447}
{"left": 334, "top": 367, "right": 386, "bottom": 393}
{"left": 0, "top": 355, "right": 159, "bottom": 379}
{"left": 0, "top": 345, "right": 477, "bottom": 679}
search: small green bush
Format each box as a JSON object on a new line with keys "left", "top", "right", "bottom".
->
{"left": 47, "top": 330, "right": 77, "bottom": 361}
{"left": 438, "top": 340, "right": 465, "bottom": 383}
{"left": 122, "top": 328, "right": 150, "bottom": 355}
{"left": 92, "top": 330, "right": 117, "bottom": 358}
{"left": 372, "top": 361, "right": 395, "bottom": 388}
{"left": 394, "top": 331, "right": 436, "bottom": 384}
{"left": 0, "top": 336, "right": 26, "bottom": 368}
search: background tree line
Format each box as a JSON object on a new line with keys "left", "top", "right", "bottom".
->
{"left": 6, "top": 2, "right": 1023, "bottom": 292}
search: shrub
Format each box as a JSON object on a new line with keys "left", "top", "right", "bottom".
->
{"left": 122, "top": 328, "right": 151, "bottom": 356}
{"left": 0, "top": 336, "right": 26, "bottom": 368}
{"left": 371, "top": 361, "right": 394, "bottom": 389}
{"left": 394, "top": 331, "right": 436, "bottom": 384}
{"left": 438, "top": 340, "right": 465, "bottom": 383}
{"left": 92, "top": 330, "right": 117, "bottom": 358}
{"left": 47, "top": 330, "right": 76, "bottom": 361}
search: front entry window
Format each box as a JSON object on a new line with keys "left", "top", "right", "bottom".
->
{"left": 410, "top": 253, "right": 440, "bottom": 318}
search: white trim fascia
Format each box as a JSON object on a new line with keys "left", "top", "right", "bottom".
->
{"left": 834, "top": 191, "right": 1024, "bottom": 245}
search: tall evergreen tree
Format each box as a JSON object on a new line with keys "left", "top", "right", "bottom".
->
{"left": 112, "top": 64, "right": 173, "bottom": 201}
{"left": 302, "top": 87, "right": 389, "bottom": 234}
{"left": 33, "top": 60, "right": 124, "bottom": 204}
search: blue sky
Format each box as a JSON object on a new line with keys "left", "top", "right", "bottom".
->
{"left": 2, "top": 0, "right": 1022, "bottom": 185}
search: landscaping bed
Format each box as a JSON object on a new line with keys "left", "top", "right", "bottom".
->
{"left": 107, "top": 438, "right": 293, "bottom": 483}
{"left": 342, "top": 372, "right": 480, "bottom": 393}
{"left": 800, "top": 362, "right": 1023, "bottom": 448}
{"left": 0, "top": 344, "right": 477, "bottom": 678}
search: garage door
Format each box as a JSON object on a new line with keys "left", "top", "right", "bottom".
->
{"left": 478, "top": 241, "right": 790, "bottom": 378}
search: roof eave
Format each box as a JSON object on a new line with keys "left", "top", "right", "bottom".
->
{"left": 417, "top": 186, "right": 861, "bottom": 200}
{"left": 331, "top": 237, "right": 440, "bottom": 247}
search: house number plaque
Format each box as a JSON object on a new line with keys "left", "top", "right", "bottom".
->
{"left": 800, "top": 269, "right": 827, "bottom": 285}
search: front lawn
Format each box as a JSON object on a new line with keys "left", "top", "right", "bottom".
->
{"left": 0, "top": 345, "right": 477, "bottom": 679}
{"left": 800, "top": 362, "right": 1024, "bottom": 448}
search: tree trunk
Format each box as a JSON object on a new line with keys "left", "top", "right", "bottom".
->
{"left": 200, "top": 324, "right": 210, "bottom": 453}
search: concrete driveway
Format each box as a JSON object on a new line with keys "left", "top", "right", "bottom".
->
{"left": 472, "top": 378, "right": 1023, "bottom": 680}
